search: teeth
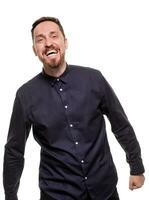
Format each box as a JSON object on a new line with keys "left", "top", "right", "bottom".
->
{"left": 46, "top": 50, "right": 57, "bottom": 56}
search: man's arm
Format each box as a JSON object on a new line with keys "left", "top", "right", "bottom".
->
{"left": 3, "top": 92, "right": 31, "bottom": 200}
{"left": 99, "top": 73, "right": 145, "bottom": 188}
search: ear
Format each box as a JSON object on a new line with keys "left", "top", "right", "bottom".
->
{"left": 32, "top": 45, "right": 37, "bottom": 56}
{"left": 64, "top": 38, "right": 68, "bottom": 49}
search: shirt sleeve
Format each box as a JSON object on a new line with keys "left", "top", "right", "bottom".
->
{"left": 3, "top": 91, "right": 31, "bottom": 200}
{"left": 99, "top": 73, "right": 145, "bottom": 175}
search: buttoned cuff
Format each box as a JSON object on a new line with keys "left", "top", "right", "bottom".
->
{"left": 129, "top": 159, "right": 145, "bottom": 175}
{"left": 5, "top": 193, "right": 18, "bottom": 200}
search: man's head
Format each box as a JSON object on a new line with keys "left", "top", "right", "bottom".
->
{"left": 32, "top": 17, "right": 68, "bottom": 70}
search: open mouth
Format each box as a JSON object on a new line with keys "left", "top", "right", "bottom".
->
{"left": 46, "top": 49, "right": 58, "bottom": 57}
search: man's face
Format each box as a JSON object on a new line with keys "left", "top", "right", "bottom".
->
{"left": 33, "top": 21, "right": 68, "bottom": 69}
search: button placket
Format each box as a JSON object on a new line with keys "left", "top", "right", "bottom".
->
{"left": 56, "top": 81, "right": 85, "bottom": 172}
{"left": 54, "top": 79, "right": 88, "bottom": 185}
{"left": 70, "top": 124, "right": 73, "bottom": 128}
{"left": 64, "top": 105, "right": 68, "bottom": 109}
{"left": 56, "top": 82, "right": 69, "bottom": 112}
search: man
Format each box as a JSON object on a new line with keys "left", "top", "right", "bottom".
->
{"left": 3, "top": 17, "right": 145, "bottom": 200}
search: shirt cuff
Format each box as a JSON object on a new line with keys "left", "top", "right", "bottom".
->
{"left": 5, "top": 193, "right": 18, "bottom": 200}
{"left": 130, "top": 159, "right": 145, "bottom": 175}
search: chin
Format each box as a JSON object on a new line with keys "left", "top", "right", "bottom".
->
{"left": 44, "top": 56, "right": 65, "bottom": 69}
{"left": 46, "top": 62, "right": 60, "bottom": 69}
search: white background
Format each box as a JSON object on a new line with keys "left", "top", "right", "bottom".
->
{"left": 0, "top": 0, "right": 149, "bottom": 199}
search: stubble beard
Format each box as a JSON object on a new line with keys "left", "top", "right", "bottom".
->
{"left": 44, "top": 54, "right": 65, "bottom": 70}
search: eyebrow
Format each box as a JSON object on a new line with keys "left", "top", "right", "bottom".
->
{"left": 35, "top": 34, "right": 45, "bottom": 39}
{"left": 50, "top": 31, "right": 58, "bottom": 35}
{"left": 35, "top": 31, "right": 58, "bottom": 38}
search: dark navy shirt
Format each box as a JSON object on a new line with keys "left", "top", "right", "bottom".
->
{"left": 3, "top": 65, "right": 144, "bottom": 200}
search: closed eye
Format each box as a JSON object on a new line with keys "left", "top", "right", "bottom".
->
{"left": 52, "top": 34, "right": 58, "bottom": 39}
{"left": 35, "top": 34, "right": 45, "bottom": 43}
{"left": 36, "top": 38, "right": 44, "bottom": 43}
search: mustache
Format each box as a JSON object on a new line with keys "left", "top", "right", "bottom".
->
{"left": 44, "top": 45, "right": 58, "bottom": 53}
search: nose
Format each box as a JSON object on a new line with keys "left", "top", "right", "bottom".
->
{"left": 45, "top": 37, "right": 53, "bottom": 47}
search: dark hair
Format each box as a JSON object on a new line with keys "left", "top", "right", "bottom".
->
{"left": 31, "top": 16, "right": 65, "bottom": 39}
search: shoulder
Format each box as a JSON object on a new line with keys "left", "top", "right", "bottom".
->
{"left": 68, "top": 64, "right": 103, "bottom": 78}
{"left": 68, "top": 65, "right": 110, "bottom": 90}
{"left": 16, "top": 72, "right": 43, "bottom": 99}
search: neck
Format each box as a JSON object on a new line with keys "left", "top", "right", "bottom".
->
{"left": 43, "top": 62, "right": 67, "bottom": 77}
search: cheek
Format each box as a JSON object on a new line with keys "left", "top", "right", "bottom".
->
{"left": 35, "top": 46, "right": 44, "bottom": 56}
{"left": 60, "top": 43, "right": 67, "bottom": 53}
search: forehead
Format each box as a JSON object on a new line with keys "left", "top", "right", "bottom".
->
{"left": 33, "top": 21, "right": 61, "bottom": 36}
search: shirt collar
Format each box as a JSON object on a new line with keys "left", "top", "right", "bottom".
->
{"left": 42, "top": 64, "right": 70, "bottom": 86}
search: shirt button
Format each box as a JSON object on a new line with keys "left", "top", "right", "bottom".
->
{"left": 57, "top": 78, "right": 60, "bottom": 81}
{"left": 64, "top": 105, "right": 68, "bottom": 109}
{"left": 84, "top": 177, "right": 88, "bottom": 180}
{"left": 81, "top": 160, "right": 84, "bottom": 163}
{"left": 70, "top": 124, "right": 73, "bottom": 128}
{"left": 75, "top": 141, "right": 79, "bottom": 145}
{"left": 59, "top": 88, "right": 63, "bottom": 91}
